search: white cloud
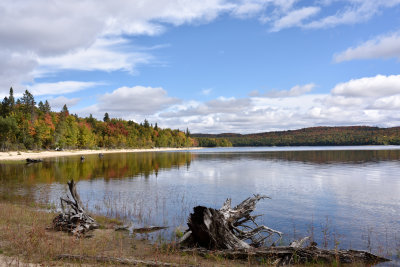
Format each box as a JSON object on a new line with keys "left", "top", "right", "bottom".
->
{"left": 154, "top": 75, "right": 400, "bottom": 133}
{"left": 71, "top": 75, "right": 400, "bottom": 133}
{"left": 98, "top": 86, "right": 180, "bottom": 115}
{"left": 37, "top": 38, "right": 153, "bottom": 74}
{"left": 265, "top": 83, "right": 315, "bottom": 97}
{"left": 48, "top": 96, "right": 80, "bottom": 111}
{"left": 369, "top": 95, "right": 400, "bottom": 110}
{"left": 331, "top": 74, "right": 400, "bottom": 98}
{"left": 27, "top": 81, "right": 101, "bottom": 96}
{"left": 304, "top": 0, "right": 400, "bottom": 29}
{"left": 334, "top": 31, "right": 400, "bottom": 62}
{"left": 0, "top": 52, "right": 36, "bottom": 96}
{"left": 271, "top": 6, "right": 320, "bottom": 32}
{"left": 201, "top": 88, "right": 213, "bottom": 96}
{"left": 0, "top": 0, "right": 399, "bottom": 92}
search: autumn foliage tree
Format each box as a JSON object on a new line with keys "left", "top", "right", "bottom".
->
{"left": 0, "top": 89, "right": 195, "bottom": 151}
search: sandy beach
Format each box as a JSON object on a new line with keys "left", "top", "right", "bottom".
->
{"left": 0, "top": 147, "right": 202, "bottom": 162}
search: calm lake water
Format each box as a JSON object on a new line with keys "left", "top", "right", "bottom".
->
{"left": 1, "top": 146, "right": 400, "bottom": 261}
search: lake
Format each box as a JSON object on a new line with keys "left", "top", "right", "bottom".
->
{"left": 1, "top": 146, "right": 400, "bottom": 262}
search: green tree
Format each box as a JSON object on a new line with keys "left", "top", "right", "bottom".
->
{"left": 38, "top": 100, "right": 51, "bottom": 114}
{"left": 21, "top": 90, "right": 35, "bottom": 113}
{"left": 103, "top": 112, "right": 110, "bottom": 122}
{"left": 8, "top": 87, "right": 15, "bottom": 111}
{"left": 1, "top": 97, "right": 10, "bottom": 117}
{"left": 0, "top": 116, "right": 18, "bottom": 150}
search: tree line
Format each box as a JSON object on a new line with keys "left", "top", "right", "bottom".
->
{"left": 193, "top": 126, "right": 400, "bottom": 146}
{"left": 0, "top": 88, "right": 195, "bottom": 151}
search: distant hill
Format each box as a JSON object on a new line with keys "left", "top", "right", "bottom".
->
{"left": 192, "top": 126, "right": 400, "bottom": 146}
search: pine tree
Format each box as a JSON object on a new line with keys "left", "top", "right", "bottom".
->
{"left": 39, "top": 100, "right": 51, "bottom": 114}
{"left": 1, "top": 97, "right": 10, "bottom": 117}
{"left": 103, "top": 112, "right": 110, "bottom": 122}
{"left": 44, "top": 100, "right": 51, "bottom": 113}
{"left": 143, "top": 119, "right": 150, "bottom": 128}
{"left": 21, "top": 90, "right": 36, "bottom": 120}
{"left": 8, "top": 87, "right": 15, "bottom": 112}
{"left": 38, "top": 101, "right": 45, "bottom": 113}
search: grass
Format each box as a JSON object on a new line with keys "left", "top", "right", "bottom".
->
{"left": 0, "top": 200, "right": 267, "bottom": 266}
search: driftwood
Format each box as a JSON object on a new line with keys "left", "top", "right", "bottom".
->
{"left": 56, "top": 254, "right": 195, "bottom": 267}
{"left": 179, "top": 195, "right": 390, "bottom": 265}
{"left": 52, "top": 180, "right": 98, "bottom": 236}
{"left": 114, "top": 225, "right": 168, "bottom": 233}
{"left": 179, "top": 194, "right": 282, "bottom": 249}
{"left": 26, "top": 158, "right": 42, "bottom": 163}
{"left": 181, "top": 245, "right": 389, "bottom": 266}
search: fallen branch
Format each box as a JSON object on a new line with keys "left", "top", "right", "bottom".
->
{"left": 52, "top": 180, "right": 98, "bottom": 236}
{"left": 181, "top": 245, "right": 390, "bottom": 266}
{"left": 56, "top": 254, "right": 196, "bottom": 267}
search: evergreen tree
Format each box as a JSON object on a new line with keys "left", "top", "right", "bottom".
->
{"left": 8, "top": 87, "right": 15, "bottom": 111}
{"left": 61, "top": 104, "right": 69, "bottom": 115}
{"left": 38, "top": 101, "right": 45, "bottom": 113}
{"left": 44, "top": 100, "right": 51, "bottom": 113}
{"left": 21, "top": 89, "right": 36, "bottom": 119}
{"left": 143, "top": 119, "right": 150, "bottom": 128}
{"left": 103, "top": 112, "right": 110, "bottom": 122}
{"left": 0, "top": 88, "right": 16, "bottom": 117}
{"left": 38, "top": 100, "right": 51, "bottom": 114}
{"left": 1, "top": 97, "right": 10, "bottom": 117}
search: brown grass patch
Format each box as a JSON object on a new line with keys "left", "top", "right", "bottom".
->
{"left": 0, "top": 201, "right": 254, "bottom": 266}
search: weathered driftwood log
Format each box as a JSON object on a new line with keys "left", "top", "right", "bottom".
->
{"left": 52, "top": 180, "right": 98, "bottom": 236}
{"left": 179, "top": 195, "right": 390, "bottom": 265}
{"left": 179, "top": 194, "right": 282, "bottom": 249}
{"left": 181, "top": 244, "right": 390, "bottom": 266}
{"left": 26, "top": 158, "right": 42, "bottom": 163}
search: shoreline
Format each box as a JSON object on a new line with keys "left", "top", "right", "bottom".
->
{"left": 0, "top": 147, "right": 203, "bottom": 162}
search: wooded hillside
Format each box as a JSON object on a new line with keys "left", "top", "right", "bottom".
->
{"left": 193, "top": 126, "right": 400, "bottom": 146}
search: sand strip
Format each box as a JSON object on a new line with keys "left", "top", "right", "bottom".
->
{"left": 0, "top": 147, "right": 202, "bottom": 162}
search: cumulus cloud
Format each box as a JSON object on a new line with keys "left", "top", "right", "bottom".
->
{"left": 72, "top": 75, "right": 400, "bottom": 133}
{"left": 0, "top": 52, "right": 36, "bottom": 96}
{"left": 154, "top": 76, "right": 400, "bottom": 133}
{"left": 97, "top": 86, "right": 180, "bottom": 115}
{"left": 48, "top": 96, "right": 80, "bottom": 111}
{"left": 331, "top": 74, "right": 400, "bottom": 98}
{"left": 334, "top": 31, "right": 400, "bottom": 62}
{"left": 27, "top": 81, "right": 101, "bottom": 96}
{"left": 0, "top": 0, "right": 234, "bottom": 90}
{"left": 369, "top": 95, "right": 400, "bottom": 110}
{"left": 1, "top": 0, "right": 399, "bottom": 93}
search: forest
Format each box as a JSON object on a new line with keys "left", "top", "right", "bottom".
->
{"left": 0, "top": 88, "right": 195, "bottom": 151}
{"left": 193, "top": 126, "right": 400, "bottom": 146}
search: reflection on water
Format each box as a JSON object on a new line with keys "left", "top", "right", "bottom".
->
{"left": 1, "top": 147, "right": 400, "bottom": 260}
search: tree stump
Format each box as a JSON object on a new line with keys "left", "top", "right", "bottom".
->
{"left": 52, "top": 180, "right": 98, "bottom": 237}
{"left": 179, "top": 195, "right": 390, "bottom": 265}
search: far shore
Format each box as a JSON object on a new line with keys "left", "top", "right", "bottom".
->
{"left": 0, "top": 147, "right": 203, "bottom": 162}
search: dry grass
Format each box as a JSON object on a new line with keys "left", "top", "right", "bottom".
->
{"left": 0, "top": 201, "right": 254, "bottom": 266}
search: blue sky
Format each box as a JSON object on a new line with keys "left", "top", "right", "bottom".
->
{"left": 1, "top": 0, "right": 400, "bottom": 133}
